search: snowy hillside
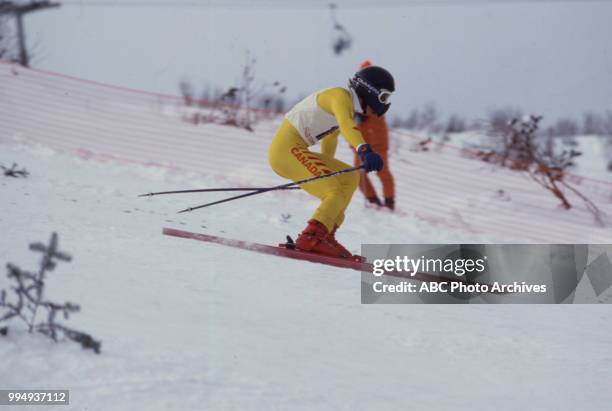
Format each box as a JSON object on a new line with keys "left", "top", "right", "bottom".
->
{"left": 1, "top": 62, "right": 612, "bottom": 410}
{"left": 1, "top": 62, "right": 611, "bottom": 243}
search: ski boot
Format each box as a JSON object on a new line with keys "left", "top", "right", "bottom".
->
{"left": 384, "top": 197, "right": 395, "bottom": 211}
{"left": 326, "top": 225, "right": 353, "bottom": 258}
{"left": 327, "top": 225, "right": 365, "bottom": 262}
{"left": 294, "top": 219, "right": 349, "bottom": 258}
{"left": 366, "top": 196, "right": 382, "bottom": 207}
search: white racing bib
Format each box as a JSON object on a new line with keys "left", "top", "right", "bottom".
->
{"left": 285, "top": 87, "right": 358, "bottom": 146}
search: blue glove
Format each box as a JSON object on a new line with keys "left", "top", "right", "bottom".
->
{"left": 357, "top": 144, "right": 384, "bottom": 172}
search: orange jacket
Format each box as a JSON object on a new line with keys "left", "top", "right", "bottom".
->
{"left": 356, "top": 114, "right": 389, "bottom": 153}
{"left": 353, "top": 114, "right": 395, "bottom": 200}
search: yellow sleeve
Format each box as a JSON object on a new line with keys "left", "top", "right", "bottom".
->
{"left": 320, "top": 131, "right": 339, "bottom": 157}
{"left": 317, "top": 87, "right": 366, "bottom": 149}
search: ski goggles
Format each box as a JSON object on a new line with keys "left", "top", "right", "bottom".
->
{"left": 378, "top": 89, "right": 393, "bottom": 105}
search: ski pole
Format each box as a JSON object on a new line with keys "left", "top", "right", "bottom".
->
{"left": 177, "top": 165, "right": 364, "bottom": 213}
{"left": 138, "top": 186, "right": 300, "bottom": 197}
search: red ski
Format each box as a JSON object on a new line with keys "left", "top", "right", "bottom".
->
{"left": 162, "top": 228, "right": 504, "bottom": 291}
{"left": 163, "top": 227, "right": 368, "bottom": 271}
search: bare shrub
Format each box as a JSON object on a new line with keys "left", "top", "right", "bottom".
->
{"left": 0, "top": 233, "right": 101, "bottom": 354}
{"left": 1, "top": 162, "right": 29, "bottom": 178}
{"left": 445, "top": 115, "right": 467, "bottom": 133}
{"left": 179, "top": 51, "right": 286, "bottom": 131}
{"left": 471, "top": 116, "right": 604, "bottom": 225}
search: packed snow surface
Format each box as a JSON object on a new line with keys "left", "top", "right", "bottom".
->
{"left": 1, "top": 143, "right": 611, "bottom": 410}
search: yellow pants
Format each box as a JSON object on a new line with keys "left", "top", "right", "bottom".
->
{"left": 268, "top": 119, "right": 359, "bottom": 231}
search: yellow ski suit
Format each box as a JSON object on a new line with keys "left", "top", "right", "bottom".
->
{"left": 268, "top": 87, "right": 366, "bottom": 231}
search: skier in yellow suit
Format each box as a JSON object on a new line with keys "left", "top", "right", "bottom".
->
{"left": 268, "top": 66, "right": 395, "bottom": 258}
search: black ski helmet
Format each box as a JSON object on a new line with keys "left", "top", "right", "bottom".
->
{"left": 349, "top": 65, "right": 395, "bottom": 116}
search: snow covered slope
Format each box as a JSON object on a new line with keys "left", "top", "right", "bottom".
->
{"left": 1, "top": 61, "right": 611, "bottom": 243}
{"left": 2, "top": 143, "right": 612, "bottom": 411}
{"left": 1, "top": 62, "right": 611, "bottom": 410}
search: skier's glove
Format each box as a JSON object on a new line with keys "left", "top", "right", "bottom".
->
{"left": 357, "top": 144, "right": 384, "bottom": 172}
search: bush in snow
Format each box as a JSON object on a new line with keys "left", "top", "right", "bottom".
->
{"left": 472, "top": 115, "right": 605, "bottom": 225}
{"left": 179, "top": 51, "right": 286, "bottom": 132}
{"left": 1, "top": 163, "right": 29, "bottom": 178}
{"left": 0, "top": 233, "right": 101, "bottom": 354}
{"left": 445, "top": 114, "right": 467, "bottom": 133}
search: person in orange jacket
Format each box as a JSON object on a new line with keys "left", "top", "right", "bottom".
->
{"left": 353, "top": 60, "right": 396, "bottom": 210}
